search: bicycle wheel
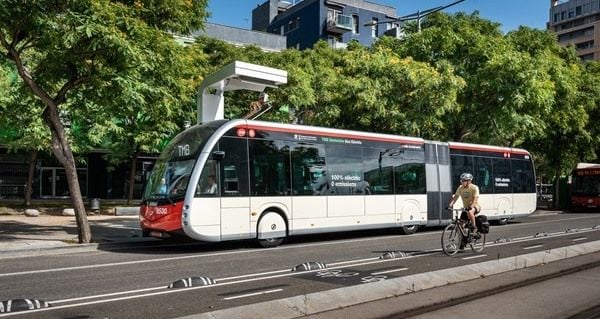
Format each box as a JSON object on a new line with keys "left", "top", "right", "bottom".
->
{"left": 441, "top": 223, "right": 462, "bottom": 256}
{"left": 470, "top": 231, "right": 486, "bottom": 253}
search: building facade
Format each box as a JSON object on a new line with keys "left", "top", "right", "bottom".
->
{"left": 252, "top": 0, "right": 398, "bottom": 49}
{"left": 0, "top": 147, "right": 155, "bottom": 201}
{"left": 176, "top": 22, "right": 287, "bottom": 52}
{"left": 549, "top": 0, "right": 600, "bottom": 61}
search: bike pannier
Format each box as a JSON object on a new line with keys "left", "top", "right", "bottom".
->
{"left": 476, "top": 215, "right": 490, "bottom": 234}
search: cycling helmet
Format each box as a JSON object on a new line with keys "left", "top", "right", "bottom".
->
{"left": 460, "top": 173, "right": 473, "bottom": 181}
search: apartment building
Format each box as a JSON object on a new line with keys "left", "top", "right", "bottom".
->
{"left": 252, "top": 0, "right": 399, "bottom": 49}
{"left": 549, "top": 0, "right": 600, "bottom": 61}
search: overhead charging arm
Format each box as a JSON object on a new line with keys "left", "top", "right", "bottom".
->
{"left": 197, "top": 61, "right": 288, "bottom": 124}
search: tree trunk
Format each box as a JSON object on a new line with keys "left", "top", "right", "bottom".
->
{"left": 127, "top": 151, "right": 139, "bottom": 206}
{"left": 25, "top": 150, "right": 38, "bottom": 206}
{"left": 553, "top": 166, "right": 561, "bottom": 210}
{"left": 4, "top": 34, "right": 92, "bottom": 243}
{"left": 44, "top": 109, "right": 92, "bottom": 243}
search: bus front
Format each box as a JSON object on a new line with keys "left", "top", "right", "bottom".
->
{"left": 571, "top": 165, "right": 600, "bottom": 209}
{"left": 140, "top": 121, "right": 226, "bottom": 238}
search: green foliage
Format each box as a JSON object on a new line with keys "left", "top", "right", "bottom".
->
{"left": 2, "top": 4, "right": 599, "bottom": 189}
{"left": 0, "top": 63, "right": 50, "bottom": 151}
{"left": 0, "top": 0, "right": 208, "bottom": 161}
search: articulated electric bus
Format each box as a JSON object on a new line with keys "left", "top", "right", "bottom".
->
{"left": 140, "top": 119, "right": 536, "bottom": 247}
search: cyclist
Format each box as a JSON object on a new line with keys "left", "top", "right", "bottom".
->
{"left": 448, "top": 173, "right": 481, "bottom": 233}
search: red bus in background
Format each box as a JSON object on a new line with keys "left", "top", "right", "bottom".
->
{"left": 571, "top": 163, "right": 600, "bottom": 210}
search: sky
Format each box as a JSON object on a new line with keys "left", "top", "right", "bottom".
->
{"left": 207, "top": 0, "right": 551, "bottom": 33}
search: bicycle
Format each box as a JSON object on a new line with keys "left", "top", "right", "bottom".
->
{"left": 441, "top": 208, "right": 486, "bottom": 256}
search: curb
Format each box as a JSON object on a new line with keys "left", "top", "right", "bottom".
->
{"left": 186, "top": 240, "right": 600, "bottom": 319}
{"left": 0, "top": 238, "right": 155, "bottom": 260}
{"left": 0, "top": 243, "right": 100, "bottom": 260}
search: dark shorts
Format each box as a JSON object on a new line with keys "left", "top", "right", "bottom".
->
{"left": 460, "top": 207, "right": 480, "bottom": 220}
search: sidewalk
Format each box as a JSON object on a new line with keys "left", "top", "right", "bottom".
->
{"left": 0, "top": 211, "right": 149, "bottom": 258}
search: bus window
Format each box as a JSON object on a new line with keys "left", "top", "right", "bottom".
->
{"left": 325, "top": 144, "right": 364, "bottom": 195}
{"left": 249, "top": 139, "right": 291, "bottom": 196}
{"left": 291, "top": 143, "right": 327, "bottom": 195}
{"left": 573, "top": 175, "right": 600, "bottom": 195}
{"left": 451, "top": 155, "right": 474, "bottom": 186}
{"left": 196, "top": 159, "right": 219, "bottom": 197}
{"left": 393, "top": 149, "right": 426, "bottom": 194}
{"left": 364, "top": 148, "right": 394, "bottom": 195}
{"left": 474, "top": 157, "right": 493, "bottom": 193}
{"left": 492, "top": 158, "right": 511, "bottom": 193}
{"left": 511, "top": 159, "right": 535, "bottom": 193}
{"left": 219, "top": 137, "right": 249, "bottom": 196}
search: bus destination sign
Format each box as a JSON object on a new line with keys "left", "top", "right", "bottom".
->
{"left": 576, "top": 169, "right": 600, "bottom": 176}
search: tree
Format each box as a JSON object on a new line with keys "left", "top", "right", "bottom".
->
{"left": 580, "top": 61, "right": 600, "bottom": 163}
{"left": 393, "top": 13, "right": 555, "bottom": 146}
{"left": 0, "top": 0, "right": 208, "bottom": 243}
{"left": 0, "top": 63, "right": 50, "bottom": 206}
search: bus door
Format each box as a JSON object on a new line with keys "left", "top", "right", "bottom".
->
{"left": 218, "top": 137, "right": 251, "bottom": 240}
{"left": 425, "top": 142, "right": 452, "bottom": 225}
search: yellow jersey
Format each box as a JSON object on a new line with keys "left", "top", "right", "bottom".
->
{"left": 454, "top": 183, "right": 480, "bottom": 208}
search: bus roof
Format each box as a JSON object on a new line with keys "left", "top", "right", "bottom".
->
{"left": 576, "top": 163, "right": 600, "bottom": 169}
{"left": 225, "top": 120, "right": 533, "bottom": 155}
{"left": 241, "top": 119, "right": 425, "bottom": 145}
{"left": 447, "top": 142, "right": 530, "bottom": 156}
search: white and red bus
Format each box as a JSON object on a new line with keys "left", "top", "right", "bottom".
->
{"left": 571, "top": 163, "right": 600, "bottom": 209}
{"left": 140, "top": 119, "right": 536, "bottom": 247}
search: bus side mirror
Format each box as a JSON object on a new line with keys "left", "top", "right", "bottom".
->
{"left": 212, "top": 151, "right": 225, "bottom": 160}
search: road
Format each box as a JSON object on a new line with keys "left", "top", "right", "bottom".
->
{"left": 0, "top": 212, "right": 599, "bottom": 318}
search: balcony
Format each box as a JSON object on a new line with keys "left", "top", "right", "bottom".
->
{"left": 328, "top": 40, "right": 348, "bottom": 49}
{"left": 327, "top": 14, "right": 353, "bottom": 34}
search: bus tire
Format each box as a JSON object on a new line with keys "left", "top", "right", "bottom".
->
{"left": 399, "top": 225, "right": 419, "bottom": 235}
{"left": 257, "top": 211, "right": 287, "bottom": 248}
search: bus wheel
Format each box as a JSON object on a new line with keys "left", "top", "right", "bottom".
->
{"left": 399, "top": 225, "right": 419, "bottom": 235}
{"left": 257, "top": 211, "right": 287, "bottom": 248}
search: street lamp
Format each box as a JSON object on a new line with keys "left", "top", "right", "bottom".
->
{"left": 365, "top": 0, "right": 466, "bottom": 33}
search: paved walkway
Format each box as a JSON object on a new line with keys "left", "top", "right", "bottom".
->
{"left": 0, "top": 212, "right": 148, "bottom": 257}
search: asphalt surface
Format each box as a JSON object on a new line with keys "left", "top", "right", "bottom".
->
{"left": 1, "top": 210, "right": 600, "bottom": 318}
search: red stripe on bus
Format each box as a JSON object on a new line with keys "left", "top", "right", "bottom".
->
{"left": 449, "top": 144, "right": 530, "bottom": 155}
{"left": 240, "top": 124, "right": 424, "bottom": 145}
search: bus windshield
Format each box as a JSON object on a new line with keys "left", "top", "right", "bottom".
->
{"left": 143, "top": 121, "right": 227, "bottom": 200}
{"left": 572, "top": 175, "right": 600, "bottom": 196}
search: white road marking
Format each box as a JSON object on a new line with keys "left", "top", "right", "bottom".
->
{"left": 218, "top": 269, "right": 290, "bottom": 281}
{"left": 328, "top": 257, "right": 379, "bottom": 266}
{"left": 50, "top": 286, "right": 165, "bottom": 304}
{"left": 223, "top": 288, "right": 283, "bottom": 300}
{"left": 0, "top": 248, "right": 279, "bottom": 278}
{"left": 371, "top": 267, "right": 408, "bottom": 275}
{"left": 572, "top": 237, "right": 587, "bottom": 242}
{"left": 523, "top": 244, "right": 544, "bottom": 250}
{"left": 462, "top": 254, "right": 487, "bottom": 260}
